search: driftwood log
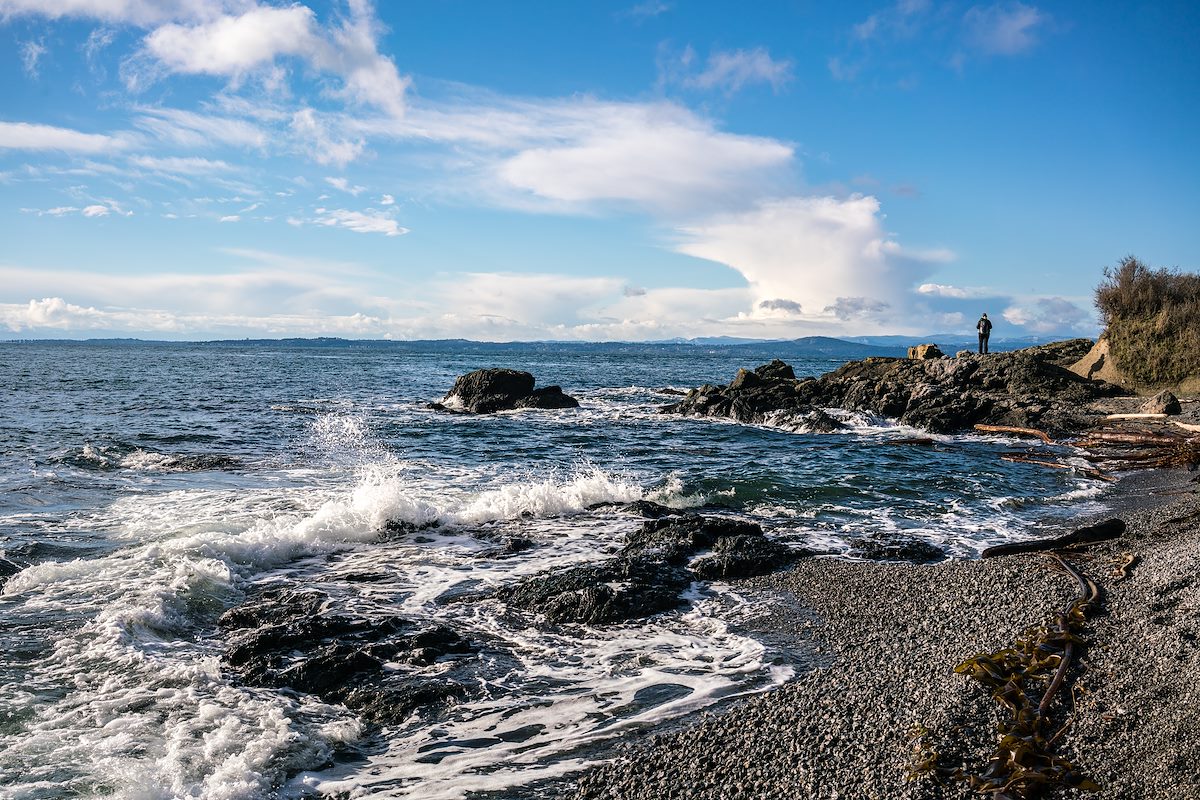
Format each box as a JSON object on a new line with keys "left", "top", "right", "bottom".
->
{"left": 973, "top": 424, "right": 1053, "bottom": 444}
{"left": 981, "top": 518, "right": 1125, "bottom": 558}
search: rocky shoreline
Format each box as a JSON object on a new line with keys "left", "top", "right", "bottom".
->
{"left": 557, "top": 466, "right": 1200, "bottom": 800}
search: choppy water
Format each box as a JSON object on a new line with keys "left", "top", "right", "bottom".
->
{"left": 0, "top": 341, "right": 1107, "bottom": 799}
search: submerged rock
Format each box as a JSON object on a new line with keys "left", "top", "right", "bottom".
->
{"left": 498, "top": 513, "right": 802, "bottom": 625}
{"left": 431, "top": 368, "right": 579, "bottom": 413}
{"left": 665, "top": 339, "right": 1124, "bottom": 435}
{"left": 219, "top": 587, "right": 475, "bottom": 724}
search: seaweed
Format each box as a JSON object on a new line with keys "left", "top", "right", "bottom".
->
{"left": 912, "top": 554, "right": 1102, "bottom": 799}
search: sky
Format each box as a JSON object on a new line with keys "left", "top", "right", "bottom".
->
{"left": 1, "top": 0, "right": 1197, "bottom": 341}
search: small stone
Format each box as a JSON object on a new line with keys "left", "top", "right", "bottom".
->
{"left": 1142, "top": 390, "right": 1182, "bottom": 415}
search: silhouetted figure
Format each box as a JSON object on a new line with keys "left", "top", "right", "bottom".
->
{"left": 977, "top": 313, "right": 992, "bottom": 354}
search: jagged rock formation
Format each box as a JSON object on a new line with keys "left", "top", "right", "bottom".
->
{"left": 497, "top": 507, "right": 804, "bottom": 625}
{"left": 431, "top": 368, "right": 579, "bottom": 413}
{"left": 219, "top": 587, "right": 475, "bottom": 724}
{"left": 665, "top": 339, "right": 1122, "bottom": 435}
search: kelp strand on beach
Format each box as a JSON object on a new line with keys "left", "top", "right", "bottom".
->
{"left": 912, "top": 554, "right": 1102, "bottom": 799}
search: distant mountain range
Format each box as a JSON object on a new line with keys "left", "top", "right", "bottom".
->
{"left": 8, "top": 333, "right": 1074, "bottom": 359}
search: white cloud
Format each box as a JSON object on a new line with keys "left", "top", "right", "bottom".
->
{"left": 494, "top": 102, "right": 793, "bottom": 214}
{"left": 134, "top": 106, "right": 268, "bottom": 149}
{"left": 131, "top": 155, "right": 234, "bottom": 174}
{"left": 626, "top": 1, "right": 670, "bottom": 20}
{"left": 20, "top": 39, "right": 46, "bottom": 77}
{"left": 379, "top": 193, "right": 394, "bottom": 205}
{"left": 917, "top": 282, "right": 995, "bottom": 299}
{"left": 675, "top": 195, "right": 941, "bottom": 328}
{"left": 291, "top": 108, "right": 364, "bottom": 167}
{"left": 314, "top": 208, "right": 407, "bottom": 236}
{"left": 325, "top": 176, "right": 366, "bottom": 195}
{"left": 686, "top": 48, "right": 792, "bottom": 94}
{"left": 1002, "top": 296, "right": 1091, "bottom": 333}
{"left": 219, "top": 214, "right": 239, "bottom": 222}
{"left": 0, "top": 0, "right": 232, "bottom": 26}
{"left": 0, "top": 121, "right": 129, "bottom": 153}
{"left": 82, "top": 204, "right": 111, "bottom": 217}
{"left": 143, "top": 6, "right": 317, "bottom": 76}
{"left": 963, "top": 2, "right": 1046, "bottom": 55}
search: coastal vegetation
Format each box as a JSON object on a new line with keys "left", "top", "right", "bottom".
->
{"left": 1095, "top": 255, "right": 1200, "bottom": 386}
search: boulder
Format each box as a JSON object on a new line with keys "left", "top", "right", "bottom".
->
{"left": 661, "top": 361, "right": 844, "bottom": 432}
{"left": 1142, "top": 390, "right": 1182, "bottom": 415}
{"left": 691, "top": 535, "right": 802, "bottom": 580}
{"left": 907, "top": 343, "right": 945, "bottom": 360}
{"left": 434, "top": 368, "right": 579, "bottom": 413}
{"left": 851, "top": 535, "right": 946, "bottom": 564}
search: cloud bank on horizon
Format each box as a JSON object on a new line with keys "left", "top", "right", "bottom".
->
{"left": 0, "top": 0, "right": 1195, "bottom": 341}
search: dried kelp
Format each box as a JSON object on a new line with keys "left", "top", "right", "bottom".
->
{"left": 912, "top": 555, "right": 1102, "bottom": 799}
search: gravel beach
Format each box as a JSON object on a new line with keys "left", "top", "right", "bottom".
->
{"left": 562, "top": 464, "right": 1200, "bottom": 800}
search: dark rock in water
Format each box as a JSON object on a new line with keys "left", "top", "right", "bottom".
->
{"left": 691, "top": 534, "right": 801, "bottom": 580}
{"left": 851, "top": 535, "right": 946, "bottom": 564}
{"left": 665, "top": 340, "right": 1124, "bottom": 435}
{"left": 497, "top": 558, "right": 692, "bottom": 625}
{"left": 499, "top": 514, "right": 806, "bottom": 625}
{"left": 219, "top": 587, "right": 475, "bottom": 724}
{"left": 754, "top": 359, "right": 796, "bottom": 381}
{"left": 0, "top": 557, "right": 21, "bottom": 587}
{"left": 433, "top": 368, "right": 579, "bottom": 413}
{"left": 621, "top": 500, "right": 687, "bottom": 519}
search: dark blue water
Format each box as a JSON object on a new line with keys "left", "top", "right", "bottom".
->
{"left": 0, "top": 341, "right": 1106, "bottom": 799}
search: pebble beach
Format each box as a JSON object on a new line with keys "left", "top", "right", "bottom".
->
{"left": 565, "top": 464, "right": 1200, "bottom": 800}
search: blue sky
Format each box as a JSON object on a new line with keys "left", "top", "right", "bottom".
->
{"left": 1, "top": 0, "right": 1196, "bottom": 341}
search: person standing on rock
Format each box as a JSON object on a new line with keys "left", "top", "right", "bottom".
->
{"left": 977, "top": 313, "right": 992, "bottom": 354}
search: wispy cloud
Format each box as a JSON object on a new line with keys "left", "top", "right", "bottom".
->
{"left": 0, "top": 121, "right": 131, "bottom": 153}
{"left": 19, "top": 38, "right": 46, "bottom": 77}
{"left": 963, "top": 2, "right": 1047, "bottom": 55}
{"left": 685, "top": 47, "right": 792, "bottom": 94}
{"left": 325, "top": 176, "right": 366, "bottom": 195}
{"left": 313, "top": 208, "right": 407, "bottom": 236}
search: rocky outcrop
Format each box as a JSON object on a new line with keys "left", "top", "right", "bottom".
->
{"left": 907, "top": 344, "right": 945, "bottom": 360}
{"left": 497, "top": 509, "right": 804, "bottom": 625}
{"left": 431, "top": 368, "right": 579, "bottom": 413}
{"left": 665, "top": 340, "right": 1123, "bottom": 435}
{"left": 662, "top": 359, "right": 843, "bottom": 432}
{"left": 219, "top": 587, "right": 475, "bottom": 724}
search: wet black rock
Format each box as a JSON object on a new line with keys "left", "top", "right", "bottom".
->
{"left": 691, "top": 534, "right": 803, "bottom": 580}
{"left": 430, "top": 368, "right": 579, "bottom": 413}
{"left": 498, "top": 514, "right": 803, "bottom": 625}
{"left": 664, "top": 339, "right": 1124, "bottom": 435}
{"left": 850, "top": 535, "right": 947, "bottom": 564}
{"left": 219, "top": 587, "right": 475, "bottom": 724}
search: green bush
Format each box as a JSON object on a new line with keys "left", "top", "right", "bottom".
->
{"left": 1095, "top": 255, "right": 1200, "bottom": 386}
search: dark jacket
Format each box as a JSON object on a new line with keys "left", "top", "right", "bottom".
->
{"left": 977, "top": 317, "right": 992, "bottom": 335}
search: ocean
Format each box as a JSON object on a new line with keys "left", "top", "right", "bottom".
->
{"left": 0, "top": 340, "right": 1106, "bottom": 799}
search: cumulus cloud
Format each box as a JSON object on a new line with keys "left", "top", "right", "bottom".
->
{"left": 676, "top": 195, "right": 942, "bottom": 329}
{"left": 0, "top": 121, "right": 130, "bottom": 153}
{"left": 143, "top": 6, "right": 316, "bottom": 76}
{"left": 964, "top": 2, "right": 1046, "bottom": 55}
{"left": 1002, "top": 296, "right": 1091, "bottom": 334}
{"left": 379, "top": 193, "right": 394, "bottom": 205}
{"left": 758, "top": 298, "right": 803, "bottom": 314}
